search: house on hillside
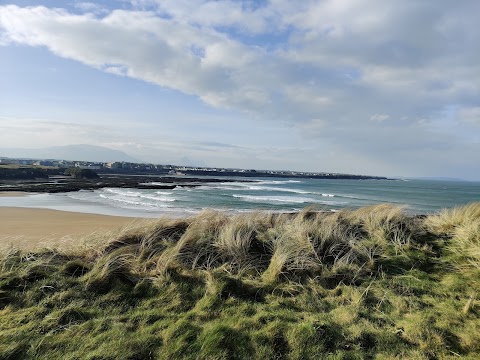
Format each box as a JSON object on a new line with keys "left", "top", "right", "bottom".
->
{"left": 106, "top": 162, "right": 122, "bottom": 169}
{"left": 33, "top": 160, "right": 54, "bottom": 166}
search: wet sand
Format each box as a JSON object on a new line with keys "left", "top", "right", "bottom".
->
{"left": 0, "top": 207, "right": 142, "bottom": 250}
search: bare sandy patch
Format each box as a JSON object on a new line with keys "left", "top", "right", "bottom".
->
{"left": 0, "top": 207, "right": 145, "bottom": 250}
{"left": 0, "top": 191, "right": 35, "bottom": 197}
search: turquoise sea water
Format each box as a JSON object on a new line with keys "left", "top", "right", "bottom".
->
{"left": 1, "top": 177, "right": 480, "bottom": 217}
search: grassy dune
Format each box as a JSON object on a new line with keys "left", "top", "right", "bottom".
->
{"left": 1, "top": 204, "right": 479, "bottom": 359}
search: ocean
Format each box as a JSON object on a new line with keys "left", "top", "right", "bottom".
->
{"left": 2, "top": 177, "right": 480, "bottom": 218}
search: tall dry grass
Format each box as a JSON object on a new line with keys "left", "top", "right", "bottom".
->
{"left": 425, "top": 202, "right": 480, "bottom": 269}
{"left": 2, "top": 203, "right": 479, "bottom": 359}
{"left": 8, "top": 203, "right": 476, "bottom": 287}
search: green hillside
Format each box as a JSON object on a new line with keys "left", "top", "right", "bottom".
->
{"left": 1, "top": 204, "right": 479, "bottom": 359}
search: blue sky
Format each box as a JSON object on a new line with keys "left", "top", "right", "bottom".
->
{"left": 0, "top": 1, "right": 479, "bottom": 179}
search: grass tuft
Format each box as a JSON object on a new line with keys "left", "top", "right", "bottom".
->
{"left": 1, "top": 203, "right": 479, "bottom": 358}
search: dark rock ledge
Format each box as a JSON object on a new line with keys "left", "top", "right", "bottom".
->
{"left": 0, "top": 175, "right": 246, "bottom": 194}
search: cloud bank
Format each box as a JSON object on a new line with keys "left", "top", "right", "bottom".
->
{"left": 1, "top": 1, "right": 479, "bottom": 178}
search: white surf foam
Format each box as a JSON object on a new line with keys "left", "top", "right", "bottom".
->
{"left": 104, "top": 188, "right": 140, "bottom": 197}
{"left": 246, "top": 185, "right": 310, "bottom": 194}
{"left": 155, "top": 191, "right": 173, "bottom": 195}
{"left": 248, "top": 186, "right": 336, "bottom": 197}
{"left": 138, "top": 194, "right": 176, "bottom": 202}
{"left": 255, "top": 180, "right": 302, "bottom": 185}
{"left": 102, "top": 188, "right": 175, "bottom": 202}
{"left": 99, "top": 194, "right": 169, "bottom": 208}
{"left": 231, "top": 194, "right": 340, "bottom": 204}
{"left": 198, "top": 185, "right": 247, "bottom": 191}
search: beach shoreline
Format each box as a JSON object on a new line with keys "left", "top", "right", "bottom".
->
{"left": 0, "top": 207, "right": 144, "bottom": 250}
{"left": 0, "top": 191, "right": 34, "bottom": 197}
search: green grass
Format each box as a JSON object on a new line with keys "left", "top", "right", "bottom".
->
{"left": 1, "top": 204, "right": 479, "bottom": 359}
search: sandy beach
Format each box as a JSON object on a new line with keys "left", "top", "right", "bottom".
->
{"left": 0, "top": 207, "right": 142, "bottom": 250}
{"left": 0, "top": 191, "right": 34, "bottom": 197}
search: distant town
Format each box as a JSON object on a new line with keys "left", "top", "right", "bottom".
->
{"left": 0, "top": 157, "right": 388, "bottom": 180}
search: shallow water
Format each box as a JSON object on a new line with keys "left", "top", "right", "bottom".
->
{"left": 1, "top": 177, "right": 479, "bottom": 217}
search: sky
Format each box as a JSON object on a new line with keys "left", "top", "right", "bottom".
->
{"left": 0, "top": 1, "right": 479, "bottom": 179}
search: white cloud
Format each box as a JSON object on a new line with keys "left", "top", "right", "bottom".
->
{"left": 103, "top": 64, "right": 128, "bottom": 76}
{"left": 370, "top": 114, "right": 390, "bottom": 122}
{"left": 131, "top": 0, "right": 276, "bottom": 33}
{"left": 1, "top": 1, "right": 479, "bottom": 177}
{"left": 1, "top": 2, "right": 477, "bottom": 125}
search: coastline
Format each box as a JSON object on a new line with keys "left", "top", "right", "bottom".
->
{"left": 0, "top": 207, "right": 144, "bottom": 250}
{"left": 1, "top": 177, "right": 479, "bottom": 220}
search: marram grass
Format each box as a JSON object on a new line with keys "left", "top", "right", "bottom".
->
{"left": 1, "top": 203, "right": 479, "bottom": 359}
